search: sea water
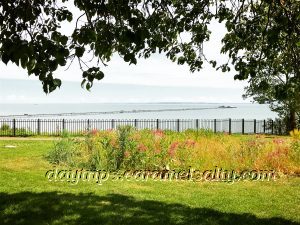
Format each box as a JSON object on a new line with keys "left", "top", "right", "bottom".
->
{"left": 0, "top": 103, "right": 277, "bottom": 119}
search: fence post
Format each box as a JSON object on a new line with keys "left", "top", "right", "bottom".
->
{"left": 111, "top": 119, "right": 115, "bottom": 130}
{"left": 263, "top": 120, "right": 266, "bottom": 134}
{"left": 13, "top": 118, "right": 16, "bottom": 136}
{"left": 214, "top": 119, "right": 216, "bottom": 133}
{"left": 134, "top": 119, "right": 138, "bottom": 129}
{"left": 229, "top": 118, "right": 231, "bottom": 134}
{"left": 196, "top": 119, "right": 199, "bottom": 130}
{"left": 156, "top": 119, "right": 159, "bottom": 130}
{"left": 37, "top": 119, "right": 41, "bottom": 135}
{"left": 278, "top": 120, "right": 281, "bottom": 135}
{"left": 242, "top": 119, "right": 245, "bottom": 134}
{"left": 87, "top": 119, "right": 90, "bottom": 131}
{"left": 177, "top": 119, "right": 180, "bottom": 132}
{"left": 254, "top": 119, "right": 256, "bottom": 134}
{"left": 62, "top": 119, "right": 65, "bottom": 133}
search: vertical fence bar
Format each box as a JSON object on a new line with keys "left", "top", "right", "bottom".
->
{"left": 242, "top": 119, "right": 245, "bottom": 134}
{"left": 229, "top": 118, "right": 231, "bottom": 134}
{"left": 254, "top": 119, "right": 256, "bottom": 134}
{"left": 87, "top": 119, "right": 90, "bottom": 131}
{"left": 196, "top": 119, "right": 199, "bottom": 130}
{"left": 134, "top": 119, "right": 138, "bottom": 129}
{"left": 156, "top": 119, "right": 159, "bottom": 130}
{"left": 13, "top": 119, "right": 16, "bottom": 136}
{"left": 37, "top": 119, "right": 41, "bottom": 135}
{"left": 62, "top": 119, "right": 65, "bottom": 134}
{"left": 278, "top": 120, "right": 282, "bottom": 135}
{"left": 214, "top": 119, "right": 216, "bottom": 133}
{"left": 111, "top": 119, "right": 115, "bottom": 130}
{"left": 263, "top": 120, "right": 266, "bottom": 134}
{"left": 177, "top": 119, "right": 180, "bottom": 132}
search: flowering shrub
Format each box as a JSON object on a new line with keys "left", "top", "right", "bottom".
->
{"left": 47, "top": 127, "right": 300, "bottom": 175}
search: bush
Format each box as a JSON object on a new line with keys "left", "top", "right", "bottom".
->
{"left": 45, "top": 127, "right": 300, "bottom": 175}
{"left": 80, "top": 129, "right": 108, "bottom": 170}
{"left": 46, "top": 131, "right": 78, "bottom": 166}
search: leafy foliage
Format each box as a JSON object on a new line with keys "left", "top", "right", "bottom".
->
{"left": 46, "top": 131, "right": 77, "bottom": 165}
{"left": 220, "top": 0, "right": 300, "bottom": 130}
{"left": 47, "top": 127, "right": 300, "bottom": 175}
{"left": 0, "top": 0, "right": 217, "bottom": 92}
{"left": 1, "top": 1, "right": 299, "bottom": 126}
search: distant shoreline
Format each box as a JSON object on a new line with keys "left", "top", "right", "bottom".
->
{"left": 0, "top": 106, "right": 238, "bottom": 118}
{"left": 0, "top": 102, "right": 254, "bottom": 105}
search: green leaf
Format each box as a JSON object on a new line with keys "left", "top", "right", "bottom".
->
{"left": 177, "top": 56, "right": 185, "bottom": 65}
{"left": 88, "top": 74, "right": 94, "bottom": 82}
{"left": 66, "top": 13, "right": 73, "bottom": 22}
{"left": 49, "top": 85, "right": 57, "bottom": 93}
{"left": 130, "top": 57, "right": 137, "bottom": 65}
{"left": 75, "top": 47, "right": 85, "bottom": 57}
{"left": 27, "top": 59, "right": 36, "bottom": 71}
{"left": 49, "top": 60, "right": 58, "bottom": 71}
{"left": 43, "top": 83, "right": 49, "bottom": 93}
{"left": 86, "top": 82, "right": 92, "bottom": 91}
{"left": 20, "top": 56, "right": 28, "bottom": 69}
{"left": 53, "top": 78, "right": 62, "bottom": 88}
{"left": 1, "top": 53, "right": 10, "bottom": 65}
{"left": 82, "top": 71, "right": 88, "bottom": 78}
{"left": 95, "top": 71, "right": 104, "bottom": 80}
{"left": 81, "top": 79, "right": 86, "bottom": 88}
{"left": 124, "top": 54, "right": 131, "bottom": 62}
{"left": 210, "top": 60, "right": 217, "bottom": 68}
{"left": 60, "top": 36, "right": 68, "bottom": 45}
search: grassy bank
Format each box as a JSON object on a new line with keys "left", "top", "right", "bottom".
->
{"left": 0, "top": 138, "right": 300, "bottom": 224}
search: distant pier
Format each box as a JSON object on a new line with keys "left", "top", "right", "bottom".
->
{"left": 0, "top": 106, "right": 237, "bottom": 118}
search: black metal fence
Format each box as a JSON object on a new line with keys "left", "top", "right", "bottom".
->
{"left": 0, "top": 118, "right": 286, "bottom": 136}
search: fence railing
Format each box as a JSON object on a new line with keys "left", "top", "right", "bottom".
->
{"left": 0, "top": 118, "right": 286, "bottom": 137}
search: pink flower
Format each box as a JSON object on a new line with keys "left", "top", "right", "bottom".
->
{"left": 152, "top": 129, "right": 164, "bottom": 138}
{"left": 273, "top": 139, "right": 284, "bottom": 145}
{"left": 124, "top": 151, "right": 130, "bottom": 158}
{"left": 90, "top": 129, "right": 98, "bottom": 136}
{"left": 184, "top": 139, "right": 196, "bottom": 148}
{"left": 168, "top": 142, "right": 179, "bottom": 157}
{"left": 155, "top": 149, "right": 161, "bottom": 154}
{"left": 138, "top": 144, "right": 147, "bottom": 152}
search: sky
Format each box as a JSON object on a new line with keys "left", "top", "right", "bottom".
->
{"left": 0, "top": 2, "right": 250, "bottom": 104}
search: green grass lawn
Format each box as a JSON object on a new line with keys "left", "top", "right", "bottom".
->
{"left": 0, "top": 140, "right": 299, "bottom": 225}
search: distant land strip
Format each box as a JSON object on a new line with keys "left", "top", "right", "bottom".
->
{"left": 0, "top": 106, "right": 237, "bottom": 118}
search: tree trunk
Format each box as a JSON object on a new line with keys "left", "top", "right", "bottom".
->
{"left": 289, "top": 110, "right": 297, "bottom": 131}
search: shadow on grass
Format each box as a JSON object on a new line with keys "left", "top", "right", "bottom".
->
{"left": 0, "top": 192, "right": 298, "bottom": 225}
